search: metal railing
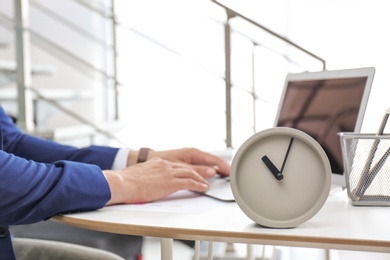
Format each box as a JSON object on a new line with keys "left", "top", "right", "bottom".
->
{"left": 1, "top": 0, "right": 326, "bottom": 147}
{"left": 212, "top": 0, "right": 326, "bottom": 147}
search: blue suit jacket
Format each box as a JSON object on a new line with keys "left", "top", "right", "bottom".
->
{"left": 0, "top": 107, "right": 119, "bottom": 259}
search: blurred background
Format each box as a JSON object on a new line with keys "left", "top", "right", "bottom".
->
{"left": 0, "top": 0, "right": 389, "bottom": 151}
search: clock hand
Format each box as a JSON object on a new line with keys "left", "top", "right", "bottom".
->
{"left": 280, "top": 137, "right": 294, "bottom": 174}
{"left": 261, "top": 137, "right": 294, "bottom": 181}
{"left": 261, "top": 155, "right": 284, "bottom": 181}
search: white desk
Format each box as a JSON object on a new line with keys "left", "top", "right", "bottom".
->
{"left": 54, "top": 190, "right": 390, "bottom": 259}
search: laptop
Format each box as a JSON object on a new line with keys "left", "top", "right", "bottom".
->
{"left": 274, "top": 67, "right": 375, "bottom": 189}
{"left": 204, "top": 67, "right": 375, "bottom": 201}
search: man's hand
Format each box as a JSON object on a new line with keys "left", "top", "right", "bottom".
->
{"left": 104, "top": 157, "right": 210, "bottom": 205}
{"left": 128, "top": 148, "right": 230, "bottom": 179}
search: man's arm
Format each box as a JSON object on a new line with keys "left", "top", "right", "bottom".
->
{"left": 0, "top": 151, "right": 110, "bottom": 225}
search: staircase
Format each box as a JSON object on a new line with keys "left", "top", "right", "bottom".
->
{"left": 0, "top": 0, "right": 122, "bottom": 146}
{"left": 0, "top": 0, "right": 325, "bottom": 149}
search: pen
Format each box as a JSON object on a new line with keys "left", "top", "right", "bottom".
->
{"left": 353, "top": 107, "right": 390, "bottom": 198}
{"left": 365, "top": 146, "right": 390, "bottom": 184}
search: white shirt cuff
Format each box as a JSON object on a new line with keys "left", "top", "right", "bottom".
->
{"left": 111, "top": 148, "right": 131, "bottom": 170}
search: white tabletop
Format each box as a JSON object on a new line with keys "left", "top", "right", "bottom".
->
{"left": 53, "top": 190, "right": 390, "bottom": 254}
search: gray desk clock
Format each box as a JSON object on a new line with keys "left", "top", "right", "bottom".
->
{"left": 230, "top": 127, "right": 332, "bottom": 228}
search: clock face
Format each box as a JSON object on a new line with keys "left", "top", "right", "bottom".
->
{"left": 231, "top": 127, "right": 331, "bottom": 228}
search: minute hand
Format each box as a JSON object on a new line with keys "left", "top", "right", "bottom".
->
{"left": 280, "top": 137, "right": 294, "bottom": 174}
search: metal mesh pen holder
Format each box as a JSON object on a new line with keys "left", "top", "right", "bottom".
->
{"left": 339, "top": 132, "right": 390, "bottom": 206}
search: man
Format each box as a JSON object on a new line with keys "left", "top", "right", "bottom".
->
{"left": 0, "top": 106, "right": 230, "bottom": 259}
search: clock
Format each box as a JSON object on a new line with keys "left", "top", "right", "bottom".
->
{"left": 230, "top": 127, "right": 332, "bottom": 228}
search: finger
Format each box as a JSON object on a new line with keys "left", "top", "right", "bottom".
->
{"left": 171, "top": 166, "right": 209, "bottom": 185}
{"left": 190, "top": 165, "right": 218, "bottom": 179}
{"left": 208, "top": 157, "right": 231, "bottom": 176}
{"left": 188, "top": 149, "right": 231, "bottom": 176}
{"left": 173, "top": 178, "right": 209, "bottom": 193}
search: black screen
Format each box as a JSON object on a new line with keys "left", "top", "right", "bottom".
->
{"left": 277, "top": 77, "right": 368, "bottom": 175}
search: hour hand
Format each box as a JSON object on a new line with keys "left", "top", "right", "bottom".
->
{"left": 261, "top": 155, "right": 283, "bottom": 181}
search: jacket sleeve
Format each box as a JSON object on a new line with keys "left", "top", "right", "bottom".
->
{"left": 0, "top": 107, "right": 119, "bottom": 170}
{"left": 0, "top": 150, "right": 111, "bottom": 225}
{"left": 0, "top": 107, "right": 112, "bottom": 225}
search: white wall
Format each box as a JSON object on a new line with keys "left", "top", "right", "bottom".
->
{"left": 286, "top": 0, "right": 390, "bottom": 133}
{"left": 1, "top": 0, "right": 388, "bottom": 149}
{"left": 222, "top": 0, "right": 390, "bottom": 134}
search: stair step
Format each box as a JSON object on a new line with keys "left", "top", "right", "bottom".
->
{"left": 0, "top": 41, "right": 8, "bottom": 48}
{"left": 0, "top": 59, "right": 56, "bottom": 75}
{"left": 0, "top": 87, "right": 93, "bottom": 101}
{"left": 32, "top": 124, "right": 96, "bottom": 141}
{"left": 31, "top": 120, "right": 125, "bottom": 144}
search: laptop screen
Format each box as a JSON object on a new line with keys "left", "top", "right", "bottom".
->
{"left": 274, "top": 68, "right": 375, "bottom": 184}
